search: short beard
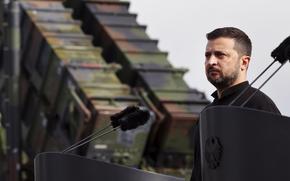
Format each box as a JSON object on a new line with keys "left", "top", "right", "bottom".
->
{"left": 207, "top": 71, "right": 239, "bottom": 91}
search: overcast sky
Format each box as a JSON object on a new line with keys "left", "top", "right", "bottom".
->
{"left": 124, "top": 0, "right": 290, "bottom": 116}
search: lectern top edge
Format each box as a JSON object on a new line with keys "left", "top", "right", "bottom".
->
{"left": 34, "top": 152, "right": 185, "bottom": 181}
{"left": 201, "top": 105, "right": 287, "bottom": 118}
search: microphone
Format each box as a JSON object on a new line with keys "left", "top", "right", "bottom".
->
{"left": 119, "top": 108, "right": 150, "bottom": 131}
{"left": 61, "top": 106, "right": 151, "bottom": 153}
{"left": 110, "top": 105, "right": 140, "bottom": 128}
{"left": 271, "top": 36, "right": 290, "bottom": 64}
{"left": 62, "top": 106, "right": 140, "bottom": 153}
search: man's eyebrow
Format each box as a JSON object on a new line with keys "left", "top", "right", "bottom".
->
{"left": 205, "top": 50, "right": 226, "bottom": 54}
{"left": 214, "top": 51, "right": 226, "bottom": 54}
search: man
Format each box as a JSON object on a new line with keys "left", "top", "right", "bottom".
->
{"left": 190, "top": 27, "right": 281, "bottom": 181}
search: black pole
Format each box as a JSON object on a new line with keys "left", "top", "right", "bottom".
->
{"left": 0, "top": 0, "right": 3, "bottom": 49}
{"left": 3, "top": 1, "right": 21, "bottom": 181}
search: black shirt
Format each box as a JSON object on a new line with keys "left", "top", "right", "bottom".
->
{"left": 190, "top": 81, "right": 281, "bottom": 181}
{"left": 208, "top": 81, "right": 281, "bottom": 113}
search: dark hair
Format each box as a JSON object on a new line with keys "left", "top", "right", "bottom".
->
{"left": 206, "top": 27, "right": 252, "bottom": 56}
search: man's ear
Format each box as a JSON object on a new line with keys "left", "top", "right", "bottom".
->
{"left": 240, "top": 55, "right": 250, "bottom": 71}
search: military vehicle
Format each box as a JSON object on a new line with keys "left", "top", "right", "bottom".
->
{"left": 0, "top": 0, "right": 209, "bottom": 180}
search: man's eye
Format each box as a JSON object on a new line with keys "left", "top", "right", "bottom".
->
{"left": 215, "top": 52, "right": 226, "bottom": 58}
{"left": 205, "top": 52, "right": 211, "bottom": 58}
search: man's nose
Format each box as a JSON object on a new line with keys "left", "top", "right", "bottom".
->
{"left": 206, "top": 55, "right": 218, "bottom": 65}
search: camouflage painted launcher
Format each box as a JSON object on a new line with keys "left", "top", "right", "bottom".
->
{"left": 19, "top": 0, "right": 152, "bottom": 168}
{"left": 65, "top": 0, "right": 209, "bottom": 169}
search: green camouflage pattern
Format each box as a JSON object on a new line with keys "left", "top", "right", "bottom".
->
{"left": 0, "top": 117, "right": 7, "bottom": 180}
{"left": 85, "top": 2, "right": 129, "bottom": 15}
{"left": 73, "top": 0, "right": 209, "bottom": 173}
{"left": 86, "top": 110, "right": 153, "bottom": 167}
{"left": 114, "top": 40, "right": 160, "bottom": 53}
{"left": 123, "top": 52, "right": 171, "bottom": 66}
{"left": 104, "top": 25, "right": 149, "bottom": 40}
{"left": 96, "top": 14, "right": 138, "bottom": 26}
{"left": 68, "top": 66, "right": 122, "bottom": 85}
{"left": 53, "top": 47, "right": 105, "bottom": 64}
{"left": 21, "top": 86, "right": 55, "bottom": 157}
{"left": 46, "top": 35, "right": 93, "bottom": 48}
{"left": 26, "top": 10, "right": 74, "bottom": 22}
{"left": 18, "top": 0, "right": 152, "bottom": 172}
{"left": 137, "top": 71, "right": 190, "bottom": 91}
{"left": 20, "top": 1, "right": 67, "bottom": 11}
{"left": 36, "top": 22, "right": 83, "bottom": 36}
{"left": 1, "top": 0, "right": 211, "bottom": 179}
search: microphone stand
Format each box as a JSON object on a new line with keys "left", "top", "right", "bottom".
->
{"left": 229, "top": 60, "right": 276, "bottom": 106}
{"left": 241, "top": 62, "right": 286, "bottom": 107}
{"left": 229, "top": 36, "right": 290, "bottom": 106}
{"left": 61, "top": 108, "right": 151, "bottom": 153}
{"left": 62, "top": 125, "right": 120, "bottom": 153}
{"left": 62, "top": 123, "right": 112, "bottom": 153}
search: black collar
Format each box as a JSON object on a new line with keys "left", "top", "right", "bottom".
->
{"left": 211, "top": 81, "right": 249, "bottom": 99}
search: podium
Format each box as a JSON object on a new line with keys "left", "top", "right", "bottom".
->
{"left": 34, "top": 152, "right": 184, "bottom": 181}
{"left": 200, "top": 106, "right": 290, "bottom": 181}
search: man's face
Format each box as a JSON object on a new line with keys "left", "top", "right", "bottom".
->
{"left": 205, "top": 37, "right": 242, "bottom": 90}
